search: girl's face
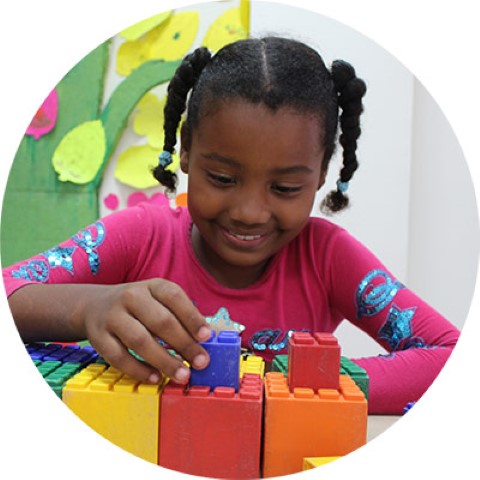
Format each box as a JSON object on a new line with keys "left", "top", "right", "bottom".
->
{"left": 181, "top": 99, "right": 326, "bottom": 288}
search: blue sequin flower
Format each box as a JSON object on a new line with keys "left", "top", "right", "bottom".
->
{"left": 356, "top": 269, "right": 404, "bottom": 319}
{"left": 72, "top": 221, "right": 105, "bottom": 275}
{"left": 378, "top": 304, "right": 417, "bottom": 350}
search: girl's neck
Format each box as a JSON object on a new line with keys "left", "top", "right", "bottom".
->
{"left": 191, "top": 225, "right": 270, "bottom": 289}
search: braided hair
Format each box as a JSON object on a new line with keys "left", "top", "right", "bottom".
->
{"left": 153, "top": 37, "right": 367, "bottom": 213}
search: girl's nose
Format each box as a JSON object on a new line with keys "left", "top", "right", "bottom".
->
{"left": 229, "top": 187, "right": 271, "bottom": 225}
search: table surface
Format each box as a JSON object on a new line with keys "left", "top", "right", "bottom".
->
{"left": 367, "top": 415, "right": 400, "bottom": 442}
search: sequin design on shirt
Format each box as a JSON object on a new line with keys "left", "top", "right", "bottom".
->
{"left": 43, "top": 246, "right": 77, "bottom": 274}
{"left": 11, "top": 259, "right": 50, "bottom": 282}
{"left": 71, "top": 221, "right": 105, "bottom": 275}
{"left": 10, "top": 245, "right": 78, "bottom": 282}
{"left": 205, "top": 307, "right": 246, "bottom": 334}
{"left": 356, "top": 269, "right": 404, "bottom": 319}
{"left": 377, "top": 304, "right": 418, "bottom": 350}
{"left": 249, "top": 328, "right": 308, "bottom": 353}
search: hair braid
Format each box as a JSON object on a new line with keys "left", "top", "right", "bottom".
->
{"left": 152, "top": 47, "right": 212, "bottom": 192}
{"left": 321, "top": 60, "right": 367, "bottom": 213}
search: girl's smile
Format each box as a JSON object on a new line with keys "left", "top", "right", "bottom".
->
{"left": 181, "top": 99, "right": 326, "bottom": 289}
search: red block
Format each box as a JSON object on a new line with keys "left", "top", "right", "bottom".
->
{"left": 158, "top": 373, "right": 263, "bottom": 479}
{"left": 287, "top": 332, "right": 341, "bottom": 391}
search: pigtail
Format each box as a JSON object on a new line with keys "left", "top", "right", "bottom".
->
{"left": 152, "top": 47, "right": 212, "bottom": 192}
{"left": 321, "top": 60, "right": 367, "bottom": 214}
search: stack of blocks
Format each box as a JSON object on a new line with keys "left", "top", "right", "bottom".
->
{"left": 33, "top": 330, "right": 368, "bottom": 478}
{"left": 27, "top": 342, "right": 100, "bottom": 398}
{"left": 262, "top": 332, "right": 368, "bottom": 477}
{"left": 158, "top": 330, "right": 264, "bottom": 479}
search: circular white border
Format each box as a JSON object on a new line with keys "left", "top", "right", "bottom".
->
{"left": 1, "top": 1, "right": 478, "bottom": 479}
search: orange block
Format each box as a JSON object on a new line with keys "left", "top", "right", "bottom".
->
{"left": 262, "top": 372, "right": 367, "bottom": 478}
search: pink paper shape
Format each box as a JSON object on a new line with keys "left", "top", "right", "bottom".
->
{"left": 103, "top": 193, "right": 119, "bottom": 211}
{"left": 127, "top": 191, "right": 170, "bottom": 208}
{"left": 26, "top": 89, "right": 59, "bottom": 140}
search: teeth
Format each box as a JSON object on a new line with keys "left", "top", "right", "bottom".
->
{"left": 231, "top": 232, "right": 262, "bottom": 241}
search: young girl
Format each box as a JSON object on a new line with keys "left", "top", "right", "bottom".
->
{"left": 3, "top": 37, "right": 459, "bottom": 414}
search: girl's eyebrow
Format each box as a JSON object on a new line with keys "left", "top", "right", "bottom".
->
{"left": 201, "top": 152, "right": 314, "bottom": 175}
{"left": 271, "top": 165, "right": 314, "bottom": 175}
{"left": 201, "top": 152, "right": 240, "bottom": 167}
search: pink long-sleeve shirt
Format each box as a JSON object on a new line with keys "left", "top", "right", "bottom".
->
{"left": 3, "top": 204, "right": 459, "bottom": 414}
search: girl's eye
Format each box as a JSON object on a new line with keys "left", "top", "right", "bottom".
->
{"left": 207, "top": 172, "right": 236, "bottom": 186}
{"left": 272, "top": 184, "right": 302, "bottom": 195}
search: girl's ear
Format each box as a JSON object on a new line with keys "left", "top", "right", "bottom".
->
{"left": 317, "top": 169, "right": 327, "bottom": 190}
{"left": 180, "top": 147, "right": 189, "bottom": 174}
{"left": 180, "top": 123, "right": 190, "bottom": 174}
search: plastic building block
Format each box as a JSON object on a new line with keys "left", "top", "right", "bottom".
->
{"left": 189, "top": 330, "right": 241, "bottom": 391}
{"left": 63, "top": 364, "right": 164, "bottom": 464}
{"left": 340, "top": 356, "right": 369, "bottom": 399}
{"left": 159, "top": 373, "right": 264, "bottom": 479}
{"left": 273, "top": 353, "right": 370, "bottom": 399}
{"left": 303, "top": 456, "right": 341, "bottom": 470}
{"left": 287, "top": 332, "right": 341, "bottom": 391}
{"left": 36, "top": 360, "right": 83, "bottom": 398}
{"left": 262, "top": 372, "right": 367, "bottom": 478}
{"left": 403, "top": 401, "right": 416, "bottom": 414}
{"left": 271, "top": 354, "right": 288, "bottom": 375}
{"left": 240, "top": 354, "right": 265, "bottom": 378}
{"left": 26, "top": 342, "right": 98, "bottom": 366}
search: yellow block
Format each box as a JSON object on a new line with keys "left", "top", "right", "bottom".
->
{"left": 303, "top": 456, "right": 341, "bottom": 470}
{"left": 63, "top": 364, "right": 164, "bottom": 464}
{"left": 240, "top": 355, "right": 265, "bottom": 378}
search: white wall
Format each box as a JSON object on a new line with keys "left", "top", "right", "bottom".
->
{"left": 408, "top": 80, "right": 479, "bottom": 329}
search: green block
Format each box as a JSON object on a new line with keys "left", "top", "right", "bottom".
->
{"left": 37, "top": 359, "right": 84, "bottom": 399}
{"left": 271, "top": 354, "right": 288, "bottom": 375}
{"left": 340, "top": 356, "right": 369, "bottom": 400}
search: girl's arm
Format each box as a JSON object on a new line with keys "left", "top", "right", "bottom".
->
{"left": 3, "top": 206, "right": 212, "bottom": 385}
{"left": 8, "top": 280, "right": 211, "bottom": 385}
{"left": 326, "top": 229, "right": 460, "bottom": 414}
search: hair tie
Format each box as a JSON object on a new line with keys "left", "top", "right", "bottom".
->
{"left": 159, "top": 150, "right": 173, "bottom": 168}
{"left": 336, "top": 179, "right": 349, "bottom": 194}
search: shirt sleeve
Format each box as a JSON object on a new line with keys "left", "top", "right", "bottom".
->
{"left": 325, "top": 228, "right": 460, "bottom": 414}
{"left": 2, "top": 205, "right": 152, "bottom": 298}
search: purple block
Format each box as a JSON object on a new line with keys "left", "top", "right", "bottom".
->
{"left": 189, "top": 330, "right": 241, "bottom": 391}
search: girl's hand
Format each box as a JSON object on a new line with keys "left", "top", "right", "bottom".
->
{"left": 80, "top": 279, "right": 212, "bottom": 385}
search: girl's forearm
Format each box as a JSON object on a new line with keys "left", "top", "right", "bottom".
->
{"left": 7, "top": 283, "right": 96, "bottom": 343}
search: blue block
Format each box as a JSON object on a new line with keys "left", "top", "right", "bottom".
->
{"left": 189, "top": 330, "right": 241, "bottom": 391}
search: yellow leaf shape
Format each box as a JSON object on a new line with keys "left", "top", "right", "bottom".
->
{"left": 52, "top": 120, "right": 106, "bottom": 184}
{"left": 119, "top": 11, "right": 173, "bottom": 41}
{"left": 148, "top": 11, "right": 199, "bottom": 61}
{"left": 202, "top": 7, "right": 248, "bottom": 53}
{"left": 115, "top": 145, "right": 180, "bottom": 189}
{"left": 133, "top": 93, "right": 166, "bottom": 149}
{"left": 116, "top": 39, "right": 152, "bottom": 77}
{"left": 116, "top": 11, "right": 199, "bottom": 76}
{"left": 240, "top": 0, "right": 250, "bottom": 33}
{"left": 132, "top": 92, "right": 183, "bottom": 150}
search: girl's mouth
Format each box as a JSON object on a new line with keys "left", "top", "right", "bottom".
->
{"left": 222, "top": 228, "right": 270, "bottom": 248}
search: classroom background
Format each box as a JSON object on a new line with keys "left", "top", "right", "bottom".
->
{"left": 1, "top": 0, "right": 478, "bottom": 361}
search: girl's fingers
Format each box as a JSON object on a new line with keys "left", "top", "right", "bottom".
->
{"left": 124, "top": 280, "right": 212, "bottom": 370}
{"left": 113, "top": 311, "right": 196, "bottom": 384}
{"left": 147, "top": 279, "right": 211, "bottom": 342}
{"left": 91, "top": 334, "right": 163, "bottom": 384}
